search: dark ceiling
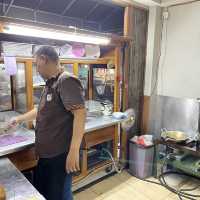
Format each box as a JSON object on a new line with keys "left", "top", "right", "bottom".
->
{"left": 0, "top": 0, "right": 124, "bottom": 35}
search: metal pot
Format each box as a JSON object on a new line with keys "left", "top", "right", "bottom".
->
{"left": 161, "top": 129, "right": 189, "bottom": 142}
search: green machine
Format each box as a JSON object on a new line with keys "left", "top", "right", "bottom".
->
{"left": 165, "top": 152, "right": 200, "bottom": 178}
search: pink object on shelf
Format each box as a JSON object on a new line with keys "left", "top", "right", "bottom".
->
{"left": 0, "top": 135, "right": 27, "bottom": 147}
{"left": 3, "top": 56, "right": 17, "bottom": 76}
{"left": 72, "top": 44, "right": 85, "bottom": 57}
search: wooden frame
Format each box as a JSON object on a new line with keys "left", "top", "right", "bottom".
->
{"left": 0, "top": 57, "right": 113, "bottom": 112}
{"left": 0, "top": 54, "right": 118, "bottom": 113}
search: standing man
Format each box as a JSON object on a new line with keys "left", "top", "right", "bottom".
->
{"left": 10, "top": 46, "right": 86, "bottom": 200}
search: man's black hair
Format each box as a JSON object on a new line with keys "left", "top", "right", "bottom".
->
{"left": 35, "top": 46, "right": 59, "bottom": 63}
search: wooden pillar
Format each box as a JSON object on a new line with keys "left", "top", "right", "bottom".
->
{"left": 120, "top": 6, "right": 134, "bottom": 164}
{"left": 124, "top": 6, "right": 134, "bottom": 38}
{"left": 142, "top": 7, "right": 162, "bottom": 133}
{"left": 25, "top": 59, "right": 33, "bottom": 112}
{"left": 123, "top": 6, "right": 133, "bottom": 110}
{"left": 73, "top": 62, "right": 79, "bottom": 76}
{"left": 114, "top": 47, "right": 121, "bottom": 112}
{"left": 113, "top": 47, "right": 121, "bottom": 161}
{"left": 25, "top": 59, "right": 33, "bottom": 128}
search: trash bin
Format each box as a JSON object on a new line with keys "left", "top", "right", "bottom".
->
{"left": 129, "top": 140, "right": 155, "bottom": 179}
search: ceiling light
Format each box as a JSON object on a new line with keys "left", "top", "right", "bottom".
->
{"left": 2, "top": 24, "right": 111, "bottom": 45}
{"left": 116, "top": 0, "right": 160, "bottom": 6}
{"left": 132, "top": 0, "right": 160, "bottom": 6}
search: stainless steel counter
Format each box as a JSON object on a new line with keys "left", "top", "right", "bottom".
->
{"left": 0, "top": 112, "right": 123, "bottom": 157}
{"left": 0, "top": 113, "right": 123, "bottom": 198}
{"left": 0, "top": 127, "right": 35, "bottom": 157}
{"left": 0, "top": 111, "right": 20, "bottom": 121}
{"left": 85, "top": 115, "right": 122, "bottom": 132}
{"left": 0, "top": 158, "right": 45, "bottom": 200}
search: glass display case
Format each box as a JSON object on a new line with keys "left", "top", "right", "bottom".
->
{"left": 93, "top": 67, "right": 115, "bottom": 103}
{"left": 0, "top": 61, "right": 31, "bottom": 115}
{"left": 31, "top": 60, "right": 114, "bottom": 108}
{"left": 78, "top": 64, "right": 89, "bottom": 99}
{"left": 32, "top": 63, "right": 75, "bottom": 105}
{"left": 0, "top": 63, "right": 12, "bottom": 111}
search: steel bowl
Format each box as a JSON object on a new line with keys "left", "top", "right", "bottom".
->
{"left": 161, "top": 130, "right": 189, "bottom": 142}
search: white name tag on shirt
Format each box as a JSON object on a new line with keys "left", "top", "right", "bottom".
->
{"left": 47, "top": 94, "right": 52, "bottom": 102}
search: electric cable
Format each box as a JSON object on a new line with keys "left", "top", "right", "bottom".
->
{"left": 101, "top": 148, "right": 122, "bottom": 173}
{"left": 158, "top": 153, "right": 200, "bottom": 200}
{"left": 132, "top": 151, "right": 200, "bottom": 200}
{"left": 73, "top": 147, "right": 122, "bottom": 185}
{"left": 76, "top": 146, "right": 200, "bottom": 200}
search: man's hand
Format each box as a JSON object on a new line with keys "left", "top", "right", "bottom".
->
{"left": 8, "top": 117, "right": 20, "bottom": 130}
{"left": 7, "top": 117, "right": 21, "bottom": 131}
{"left": 0, "top": 117, "right": 19, "bottom": 135}
{"left": 66, "top": 149, "right": 80, "bottom": 174}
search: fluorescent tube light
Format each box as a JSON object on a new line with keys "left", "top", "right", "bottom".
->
{"left": 2, "top": 24, "right": 111, "bottom": 45}
{"left": 112, "top": 0, "right": 160, "bottom": 6}
{"left": 131, "top": 0, "right": 160, "bottom": 6}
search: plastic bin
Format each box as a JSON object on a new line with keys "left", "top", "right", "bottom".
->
{"left": 129, "top": 140, "right": 155, "bottom": 179}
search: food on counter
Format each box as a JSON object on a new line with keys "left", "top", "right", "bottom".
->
{"left": 0, "top": 135, "right": 28, "bottom": 147}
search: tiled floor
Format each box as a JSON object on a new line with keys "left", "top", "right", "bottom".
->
{"left": 74, "top": 171, "right": 200, "bottom": 200}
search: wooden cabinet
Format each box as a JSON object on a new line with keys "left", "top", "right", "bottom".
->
{"left": 8, "top": 146, "right": 37, "bottom": 171}
{"left": 73, "top": 125, "right": 117, "bottom": 183}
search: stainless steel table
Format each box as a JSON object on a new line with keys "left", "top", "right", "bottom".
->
{"left": 0, "top": 158, "right": 45, "bottom": 200}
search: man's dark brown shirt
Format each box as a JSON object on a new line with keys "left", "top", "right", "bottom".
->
{"left": 35, "top": 72, "right": 85, "bottom": 158}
